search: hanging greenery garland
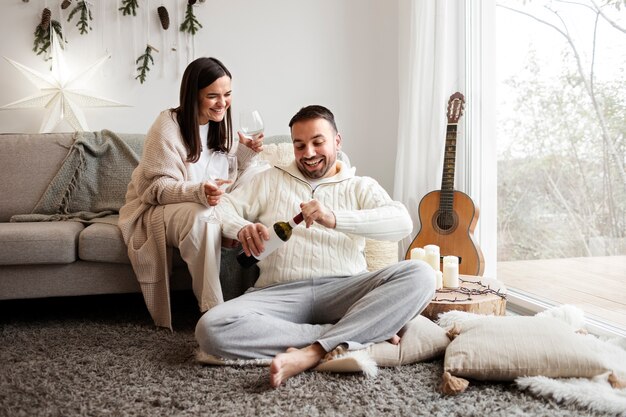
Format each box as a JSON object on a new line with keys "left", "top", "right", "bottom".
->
{"left": 33, "top": 7, "right": 63, "bottom": 58}
{"left": 180, "top": 0, "right": 202, "bottom": 35}
{"left": 119, "top": 0, "right": 139, "bottom": 17}
{"left": 26, "top": 2, "right": 208, "bottom": 80}
{"left": 67, "top": 1, "right": 93, "bottom": 35}
{"left": 135, "top": 45, "right": 157, "bottom": 84}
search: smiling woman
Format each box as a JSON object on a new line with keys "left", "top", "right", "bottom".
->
{"left": 117, "top": 57, "right": 265, "bottom": 330}
{"left": 197, "top": 76, "right": 232, "bottom": 126}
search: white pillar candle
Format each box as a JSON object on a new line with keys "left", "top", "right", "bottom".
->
{"left": 410, "top": 247, "right": 426, "bottom": 261}
{"left": 424, "top": 244, "right": 440, "bottom": 271}
{"left": 434, "top": 270, "right": 443, "bottom": 290}
{"left": 443, "top": 255, "right": 459, "bottom": 288}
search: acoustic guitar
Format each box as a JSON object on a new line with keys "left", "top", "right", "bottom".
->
{"left": 405, "top": 92, "right": 485, "bottom": 276}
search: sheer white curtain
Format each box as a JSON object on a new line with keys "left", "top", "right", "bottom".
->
{"left": 393, "top": 0, "right": 464, "bottom": 257}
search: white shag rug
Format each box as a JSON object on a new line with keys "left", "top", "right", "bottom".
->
{"left": 438, "top": 305, "right": 626, "bottom": 416}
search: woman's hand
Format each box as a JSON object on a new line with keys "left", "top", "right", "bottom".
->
{"left": 237, "top": 223, "right": 270, "bottom": 257}
{"left": 203, "top": 182, "right": 224, "bottom": 206}
{"left": 238, "top": 131, "right": 264, "bottom": 153}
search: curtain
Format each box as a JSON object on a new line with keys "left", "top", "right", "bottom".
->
{"left": 393, "top": 0, "right": 463, "bottom": 258}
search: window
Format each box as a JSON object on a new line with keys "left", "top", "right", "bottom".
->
{"left": 494, "top": 0, "right": 626, "bottom": 335}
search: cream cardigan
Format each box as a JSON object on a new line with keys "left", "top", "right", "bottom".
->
{"left": 218, "top": 161, "right": 413, "bottom": 288}
{"left": 118, "top": 110, "right": 256, "bottom": 329}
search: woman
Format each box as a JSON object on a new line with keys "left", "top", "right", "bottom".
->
{"left": 119, "top": 57, "right": 263, "bottom": 329}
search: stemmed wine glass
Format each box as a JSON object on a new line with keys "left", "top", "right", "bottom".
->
{"left": 201, "top": 151, "right": 237, "bottom": 223}
{"left": 240, "top": 110, "right": 268, "bottom": 169}
{"left": 239, "top": 110, "right": 264, "bottom": 140}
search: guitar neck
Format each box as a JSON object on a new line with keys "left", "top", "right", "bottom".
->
{"left": 440, "top": 124, "right": 458, "bottom": 211}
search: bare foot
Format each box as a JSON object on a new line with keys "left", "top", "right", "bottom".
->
{"left": 269, "top": 344, "right": 326, "bottom": 388}
{"left": 387, "top": 334, "right": 401, "bottom": 345}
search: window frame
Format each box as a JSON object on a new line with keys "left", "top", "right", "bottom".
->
{"left": 464, "top": 0, "right": 623, "bottom": 337}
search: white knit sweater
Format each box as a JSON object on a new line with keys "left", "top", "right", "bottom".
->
{"left": 118, "top": 110, "right": 256, "bottom": 329}
{"left": 219, "top": 160, "right": 413, "bottom": 288}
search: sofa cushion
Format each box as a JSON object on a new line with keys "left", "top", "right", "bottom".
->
{"left": 79, "top": 223, "right": 130, "bottom": 264}
{"left": 78, "top": 222, "right": 188, "bottom": 267}
{"left": 0, "top": 133, "right": 75, "bottom": 222}
{"left": 0, "top": 222, "right": 84, "bottom": 265}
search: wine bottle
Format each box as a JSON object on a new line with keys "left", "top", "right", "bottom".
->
{"left": 236, "top": 212, "right": 304, "bottom": 268}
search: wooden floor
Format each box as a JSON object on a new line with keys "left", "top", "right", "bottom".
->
{"left": 497, "top": 256, "right": 626, "bottom": 330}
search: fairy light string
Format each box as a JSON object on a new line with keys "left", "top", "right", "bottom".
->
{"left": 432, "top": 277, "right": 507, "bottom": 303}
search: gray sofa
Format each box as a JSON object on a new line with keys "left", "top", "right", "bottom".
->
{"left": 0, "top": 131, "right": 397, "bottom": 306}
{"left": 0, "top": 131, "right": 256, "bottom": 303}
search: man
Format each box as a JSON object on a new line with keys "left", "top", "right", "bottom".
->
{"left": 195, "top": 105, "right": 435, "bottom": 387}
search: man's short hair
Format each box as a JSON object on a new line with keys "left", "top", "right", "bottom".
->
{"left": 288, "top": 105, "right": 338, "bottom": 134}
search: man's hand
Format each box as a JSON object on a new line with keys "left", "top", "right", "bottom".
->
{"left": 238, "top": 131, "right": 264, "bottom": 153}
{"left": 300, "top": 200, "right": 336, "bottom": 229}
{"left": 237, "top": 223, "right": 270, "bottom": 257}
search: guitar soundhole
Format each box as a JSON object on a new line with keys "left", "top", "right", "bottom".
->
{"left": 433, "top": 210, "right": 457, "bottom": 235}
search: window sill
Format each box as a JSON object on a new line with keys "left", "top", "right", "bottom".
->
{"left": 498, "top": 256, "right": 626, "bottom": 338}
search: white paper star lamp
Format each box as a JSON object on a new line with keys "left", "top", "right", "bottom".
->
{"left": 1, "top": 31, "right": 128, "bottom": 133}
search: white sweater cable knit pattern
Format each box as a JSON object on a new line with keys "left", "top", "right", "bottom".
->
{"left": 218, "top": 161, "right": 413, "bottom": 288}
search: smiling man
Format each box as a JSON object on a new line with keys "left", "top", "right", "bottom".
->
{"left": 195, "top": 105, "right": 435, "bottom": 388}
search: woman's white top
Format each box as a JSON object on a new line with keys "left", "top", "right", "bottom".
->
{"left": 188, "top": 123, "right": 212, "bottom": 182}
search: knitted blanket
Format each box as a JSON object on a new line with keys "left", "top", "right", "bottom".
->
{"left": 10, "top": 130, "right": 142, "bottom": 224}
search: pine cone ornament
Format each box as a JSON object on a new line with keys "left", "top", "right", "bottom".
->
{"left": 39, "top": 8, "right": 51, "bottom": 29}
{"left": 188, "top": 0, "right": 197, "bottom": 5}
{"left": 157, "top": 6, "right": 170, "bottom": 30}
{"left": 61, "top": 0, "right": 72, "bottom": 9}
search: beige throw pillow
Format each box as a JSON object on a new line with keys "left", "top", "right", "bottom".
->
{"left": 444, "top": 315, "right": 616, "bottom": 382}
{"left": 315, "top": 314, "right": 450, "bottom": 376}
{"left": 368, "top": 315, "right": 450, "bottom": 366}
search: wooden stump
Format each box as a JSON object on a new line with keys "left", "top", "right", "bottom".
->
{"left": 421, "top": 275, "right": 507, "bottom": 321}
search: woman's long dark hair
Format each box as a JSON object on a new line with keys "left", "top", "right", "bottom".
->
{"left": 173, "top": 57, "right": 233, "bottom": 163}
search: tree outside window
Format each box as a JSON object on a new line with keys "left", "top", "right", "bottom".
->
{"left": 497, "top": 0, "right": 625, "bottom": 261}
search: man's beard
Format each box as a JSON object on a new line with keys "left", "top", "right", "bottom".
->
{"left": 298, "top": 154, "right": 337, "bottom": 179}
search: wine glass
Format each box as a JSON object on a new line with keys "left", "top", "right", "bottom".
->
{"left": 201, "top": 151, "right": 238, "bottom": 223}
{"left": 239, "top": 110, "right": 264, "bottom": 139}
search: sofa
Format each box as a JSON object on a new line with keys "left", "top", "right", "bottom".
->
{"left": 0, "top": 131, "right": 397, "bottom": 307}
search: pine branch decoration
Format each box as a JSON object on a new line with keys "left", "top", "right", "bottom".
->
{"left": 180, "top": 2, "right": 202, "bottom": 35}
{"left": 119, "top": 0, "right": 139, "bottom": 17}
{"left": 67, "top": 1, "right": 93, "bottom": 35}
{"left": 135, "top": 45, "right": 157, "bottom": 84}
{"left": 157, "top": 6, "right": 170, "bottom": 30}
{"left": 33, "top": 8, "right": 64, "bottom": 58}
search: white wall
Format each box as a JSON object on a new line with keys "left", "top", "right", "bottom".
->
{"left": 0, "top": 0, "right": 399, "bottom": 192}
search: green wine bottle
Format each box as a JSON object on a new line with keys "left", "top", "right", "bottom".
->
{"left": 236, "top": 212, "right": 304, "bottom": 268}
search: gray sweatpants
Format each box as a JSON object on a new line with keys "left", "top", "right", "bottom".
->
{"left": 195, "top": 260, "right": 435, "bottom": 360}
